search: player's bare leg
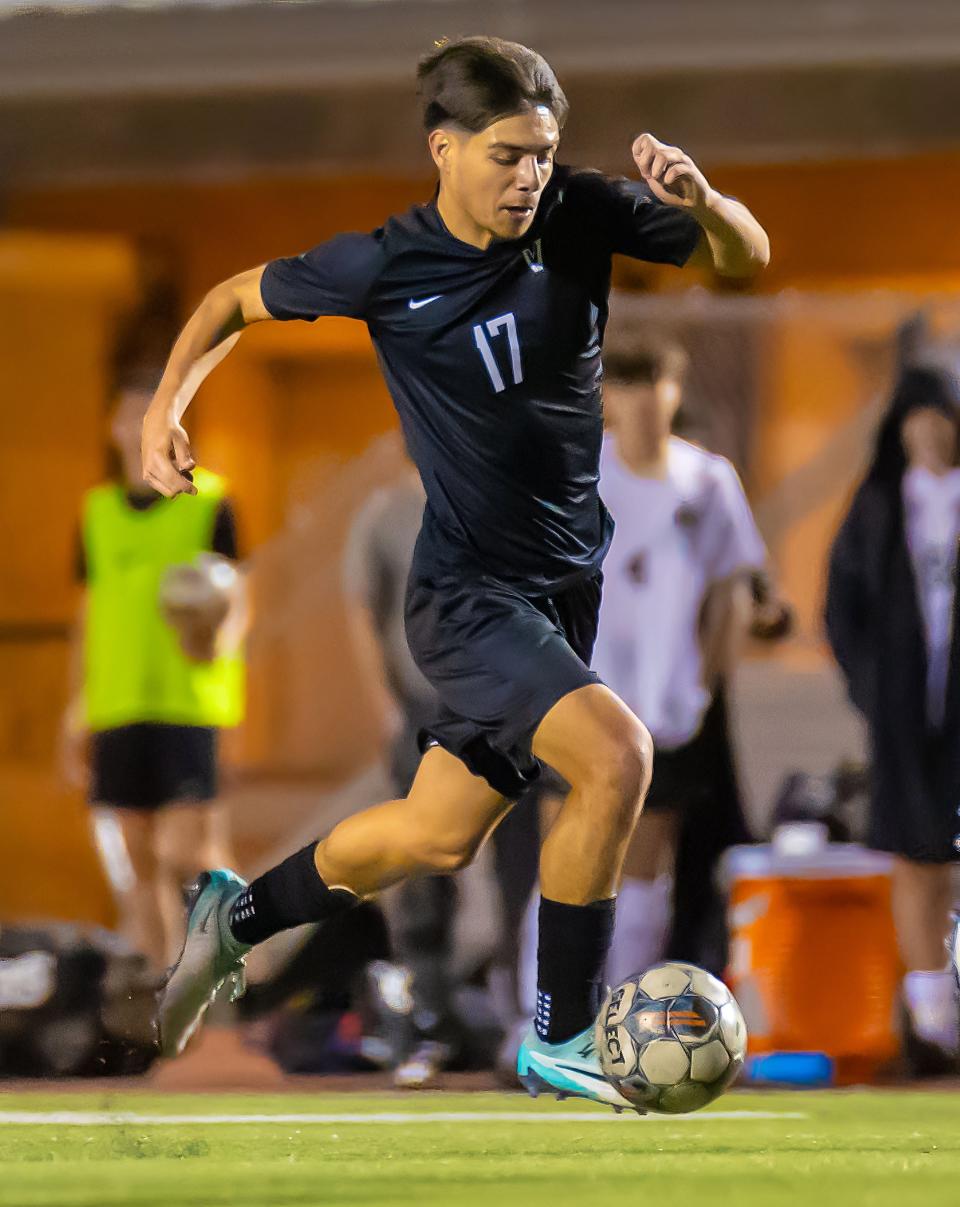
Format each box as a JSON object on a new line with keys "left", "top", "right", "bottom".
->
{"left": 94, "top": 806, "right": 169, "bottom": 973}
{"left": 156, "top": 801, "right": 235, "bottom": 966}
{"left": 534, "top": 683, "right": 652, "bottom": 904}
{"left": 518, "top": 683, "right": 652, "bottom": 1109}
{"left": 157, "top": 746, "right": 507, "bottom": 1056}
{"left": 605, "top": 807, "right": 678, "bottom": 986}
{"left": 315, "top": 745, "right": 510, "bottom": 895}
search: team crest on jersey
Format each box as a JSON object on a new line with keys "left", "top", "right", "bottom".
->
{"left": 522, "top": 239, "right": 545, "bottom": 273}
{"left": 674, "top": 504, "right": 701, "bottom": 531}
{"left": 626, "top": 551, "right": 647, "bottom": 584}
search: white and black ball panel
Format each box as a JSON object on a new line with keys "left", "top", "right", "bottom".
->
{"left": 718, "top": 998, "right": 748, "bottom": 1056}
{"left": 637, "top": 1037, "right": 691, "bottom": 1087}
{"left": 658, "top": 1080, "right": 714, "bottom": 1114}
{"left": 718, "top": 1036, "right": 747, "bottom": 1091}
{"left": 636, "top": 963, "right": 693, "bottom": 999}
{"left": 688, "top": 966, "right": 733, "bottom": 1006}
{"left": 600, "top": 979, "right": 638, "bottom": 1029}
{"left": 597, "top": 1020, "right": 639, "bottom": 1079}
{"left": 689, "top": 1038, "right": 731, "bottom": 1083}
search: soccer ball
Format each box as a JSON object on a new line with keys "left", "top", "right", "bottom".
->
{"left": 159, "top": 553, "right": 237, "bottom": 662}
{"left": 596, "top": 961, "right": 747, "bottom": 1114}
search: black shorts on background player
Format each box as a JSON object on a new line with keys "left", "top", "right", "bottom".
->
{"left": 261, "top": 166, "right": 699, "bottom": 788}
{"left": 90, "top": 723, "right": 218, "bottom": 811}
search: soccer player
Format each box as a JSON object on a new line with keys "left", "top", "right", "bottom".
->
{"left": 827, "top": 366, "right": 960, "bottom": 1072}
{"left": 64, "top": 374, "right": 246, "bottom": 973}
{"left": 143, "top": 36, "right": 768, "bottom": 1108}
{"left": 592, "top": 339, "right": 766, "bottom": 982}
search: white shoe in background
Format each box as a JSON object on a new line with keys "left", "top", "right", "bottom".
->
{"left": 902, "top": 967, "right": 959, "bottom": 1073}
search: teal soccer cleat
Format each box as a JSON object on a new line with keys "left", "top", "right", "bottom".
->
{"left": 517, "top": 1025, "right": 639, "bottom": 1113}
{"left": 157, "top": 868, "right": 251, "bottom": 1058}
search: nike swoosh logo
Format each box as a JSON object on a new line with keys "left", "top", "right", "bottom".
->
{"left": 408, "top": 295, "right": 442, "bottom": 310}
{"left": 554, "top": 1061, "right": 607, "bottom": 1083}
{"left": 526, "top": 1051, "right": 630, "bottom": 1108}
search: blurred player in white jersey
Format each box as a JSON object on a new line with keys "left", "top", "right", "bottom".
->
{"left": 593, "top": 339, "right": 766, "bottom": 983}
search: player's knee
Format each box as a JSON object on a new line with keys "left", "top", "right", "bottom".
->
{"left": 587, "top": 722, "right": 653, "bottom": 817}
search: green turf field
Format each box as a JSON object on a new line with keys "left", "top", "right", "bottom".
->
{"left": 0, "top": 1089, "right": 955, "bottom": 1207}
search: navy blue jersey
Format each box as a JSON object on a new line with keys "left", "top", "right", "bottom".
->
{"left": 261, "top": 165, "right": 700, "bottom": 592}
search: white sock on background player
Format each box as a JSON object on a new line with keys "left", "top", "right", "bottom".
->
{"left": 517, "top": 875, "right": 673, "bottom": 1018}
{"left": 903, "top": 968, "right": 959, "bottom": 1053}
{"left": 605, "top": 874, "right": 673, "bottom": 988}
{"left": 517, "top": 888, "right": 539, "bottom": 1018}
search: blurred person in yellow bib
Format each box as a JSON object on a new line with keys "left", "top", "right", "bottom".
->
{"left": 62, "top": 374, "right": 247, "bottom": 974}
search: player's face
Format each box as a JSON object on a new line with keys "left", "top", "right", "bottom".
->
{"left": 605, "top": 377, "right": 682, "bottom": 443}
{"left": 110, "top": 389, "right": 153, "bottom": 486}
{"left": 433, "top": 107, "right": 559, "bottom": 245}
{"left": 901, "top": 406, "right": 959, "bottom": 473}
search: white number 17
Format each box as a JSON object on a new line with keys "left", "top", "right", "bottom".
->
{"left": 473, "top": 311, "right": 523, "bottom": 394}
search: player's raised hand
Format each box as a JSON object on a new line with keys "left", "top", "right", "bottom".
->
{"left": 631, "top": 133, "right": 713, "bottom": 211}
{"left": 141, "top": 401, "right": 198, "bottom": 497}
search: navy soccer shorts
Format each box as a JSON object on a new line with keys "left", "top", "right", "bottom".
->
{"left": 404, "top": 570, "right": 602, "bottom": 798}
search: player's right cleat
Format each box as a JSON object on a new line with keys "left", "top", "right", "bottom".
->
{"left": 517, "top": 1026, "right": 639, "bottom": 1113}
{"left": 157, "top": 868, "right": 251, "bottom": 1059}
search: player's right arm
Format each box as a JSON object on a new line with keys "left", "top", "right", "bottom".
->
{"left": 142, "top": 266, "right": 270, "bottom": 498}
{"left": 143, "top": 232, "right": 382, "bottom": 498}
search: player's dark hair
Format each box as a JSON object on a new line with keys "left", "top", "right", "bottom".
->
{"left": 417, "top": 36, "right": 569, "bottom": 133}
{"left": 603, "top": 339, "right": 689, "bottom": 386}
{"left": 867, "top": 364, "right": 960, "bottom": 486}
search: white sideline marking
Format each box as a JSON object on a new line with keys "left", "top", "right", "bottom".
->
{"left": 0, "top": 1110, "right": 805, "bottom": 1126}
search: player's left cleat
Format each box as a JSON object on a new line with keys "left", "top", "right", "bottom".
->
{"left": 157, "top": 868, "right": 251, "bottom": 1059}
{"left": 517, "top": 1026, "right": 640, "bottom": 1113}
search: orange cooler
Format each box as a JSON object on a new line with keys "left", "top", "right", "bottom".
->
{"left": 722, "top": 835, "right": 901, "bottom": 1084}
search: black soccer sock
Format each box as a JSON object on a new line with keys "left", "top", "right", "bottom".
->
{"left": 535, "top": 895, "right": 616, "bottom": 1044}
{"left": 228, "top": 842, "right": 359, "bottom": 947}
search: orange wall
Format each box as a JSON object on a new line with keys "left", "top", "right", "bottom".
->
{"left": 0, "top": 233, "right": 136, "bottom": 925}
{"left": 711, "top": 155, "right": 960, "bottom": 290}
{"left": 13, "top": 152, "right": 960, "bottom": 293}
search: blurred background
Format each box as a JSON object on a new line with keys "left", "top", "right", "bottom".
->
{"left": 3, "top": 0, "right": 960, "bottom": 1085}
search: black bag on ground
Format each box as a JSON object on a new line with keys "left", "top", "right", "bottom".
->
{"left": 0, "top": 924, "right": 159, "bottom": 1077}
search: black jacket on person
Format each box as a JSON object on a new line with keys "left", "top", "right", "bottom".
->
{"left": 825, "top": 367, "right": 960, "bottom": 862}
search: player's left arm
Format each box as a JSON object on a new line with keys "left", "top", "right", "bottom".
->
{"left": 699, "top": 573, "right": 755, "bottom": 691}
{"left": 698, "top": 456, "right": 769, "bottom": 686}
{"left": 632, "top": 134, "right": 770, "bottom": 280}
